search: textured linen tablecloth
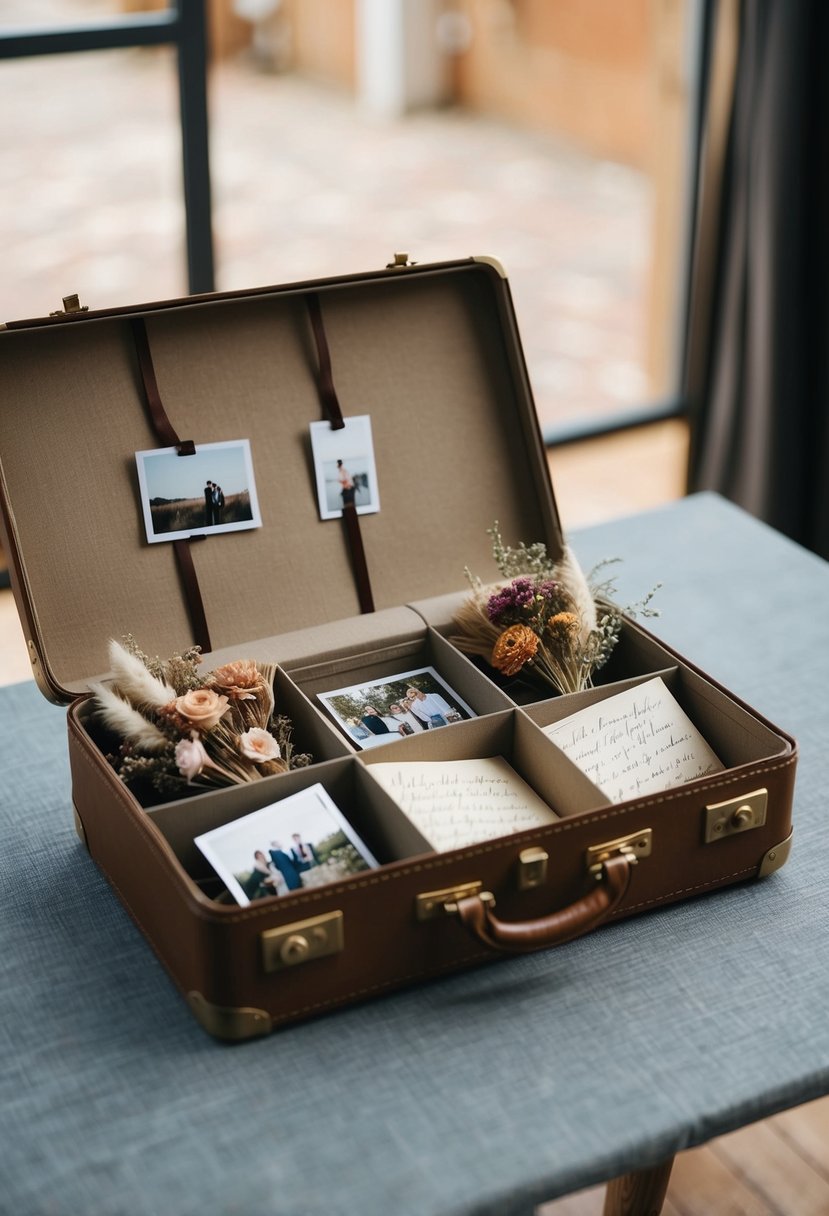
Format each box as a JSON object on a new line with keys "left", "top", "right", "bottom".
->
{"left": 2, "top": 493, "right": 828, "bottom": 1216}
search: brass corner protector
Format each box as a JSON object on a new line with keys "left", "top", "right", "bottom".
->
{"left": 72, "top": 805, "right": 89, "bottom": 851}
{"left": 187, "top": 991, "right": 272, "bottom": 1042}
{"left": 471, "top": 254, "right": 507, "bottom": 278}
{"left": 758, "top": 830, "right": 793, "bottom": 878}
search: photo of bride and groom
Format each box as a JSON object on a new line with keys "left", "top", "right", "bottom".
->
{"left": 194, "top": 783, "right": 378, "bottom": 907}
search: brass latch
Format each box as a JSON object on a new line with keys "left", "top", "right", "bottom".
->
{"left": 585, "top": 828, "right": 652, "bottom": 879}
{"left": 49, "top": 293, "right": 88, "bottom": 317}
{"left": 261, "top": 910, "right": 344, "bottom": 973}
{"left": 704, "top": 788, "right": 767, "bottom": 843}
{"left": 416, "top": 880, "right": 485, "bottom": 921}
{"left": 386, "top": 252, "right": 417, "bottom": 269}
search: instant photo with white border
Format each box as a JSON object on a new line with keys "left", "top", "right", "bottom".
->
{"left": 194, "top": 783, "right": 379, "bottom": 906}
{"left": 309, "top": 415, "right": 380, "bottom": 520}
{"left": 135, "top": 438, "right": 262, "bottom": 544}
{"left": 317, "top": 665, "right": 477, "bottom": 750}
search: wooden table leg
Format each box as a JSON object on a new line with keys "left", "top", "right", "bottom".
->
{"left": 602, "top": 1156, "right": 675, "bottom": 1216}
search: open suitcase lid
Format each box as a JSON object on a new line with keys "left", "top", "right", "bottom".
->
{"left": 0, "top": 257, "right": 564, "bottom": 703}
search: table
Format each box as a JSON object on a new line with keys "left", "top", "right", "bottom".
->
{"left": 3, "top": 493, "right": 828, "bottom": 1216}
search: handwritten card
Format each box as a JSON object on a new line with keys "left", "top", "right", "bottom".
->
{"left": 542, "top": 677, "right": 724, "bottom": 802}
{"left": 367, "top": 757, "right": 559, "bottom": 851}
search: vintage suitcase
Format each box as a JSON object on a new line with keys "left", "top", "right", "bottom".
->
{"left": 0, "top": 258, "right": 797, "bottom": 1039}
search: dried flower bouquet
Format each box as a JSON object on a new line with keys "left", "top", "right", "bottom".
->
{"left": 90, "top": 637, "right": 311, "bottom": 803}
{"left": 451, "top": 525, "right": 658, "bottom": 697}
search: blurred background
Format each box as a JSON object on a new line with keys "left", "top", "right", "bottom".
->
{"left": 0, "top": 0, "right": 696, "bottom": 510}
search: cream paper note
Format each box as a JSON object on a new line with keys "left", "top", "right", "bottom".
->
{"left": 542, "top": 676, "right": 723, "bottom": 802}
{"left": 367, "top": 756, "right": 559, "bottom": 851}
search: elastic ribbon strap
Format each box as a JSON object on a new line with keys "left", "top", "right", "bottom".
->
{"left": 305, "top": 294, "right": 375, "bottom": 614}
{"left": 130, "top": 316, "right": 212, "bottom": 651}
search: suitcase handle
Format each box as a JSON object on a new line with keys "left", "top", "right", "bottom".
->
{"left": 451, "top": 853, "right": 632, "bottom": 953}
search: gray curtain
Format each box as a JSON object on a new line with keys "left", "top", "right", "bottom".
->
{"left": 687, "top": 0, "right": 829, "bottom": 559}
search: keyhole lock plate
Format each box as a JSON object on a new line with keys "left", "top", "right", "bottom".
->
{"left": 704, "top": 788, "right": 768, "bottom": 844}
{"left": 261, "top": 910, "right": 344, "bottom": 973}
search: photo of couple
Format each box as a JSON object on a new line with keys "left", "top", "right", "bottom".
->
{"left": 194, "top": 783, "right": 378, "bottom": 906}
{"left": 317, "top": 666, "right": 477, "bottom": 750}
{"left": 134, "top": 438, "right": 262, "bottom": 544}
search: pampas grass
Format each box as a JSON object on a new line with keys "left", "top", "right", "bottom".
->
{"left": 88, "top": 681, "right": 169, "bottom": 752}
{"left": 108, "top": 639, "right": 177, "bottom": 709}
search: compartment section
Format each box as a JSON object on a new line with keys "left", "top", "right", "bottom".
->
{"left": 360, "top": 707, "right": 610, "bottom": 831}
{"left": 73, "top": 662, "right": 352, "bottom": 810}
{"left": 283, "top": 625, "right": 514, "bottom": 749}
{"left": 147, "top": 755, "right": 432, "bottom": 902}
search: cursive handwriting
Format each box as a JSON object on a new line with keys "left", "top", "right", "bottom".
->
{"left": 367, "top": 757, "right": 558, "bottom": 851}
{"left": 542, "top": 677, "right": 723, "bottom": 801}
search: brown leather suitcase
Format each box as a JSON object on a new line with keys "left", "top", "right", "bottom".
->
{"left": 0, "top": 259, "right": 796, "bottom": 1039}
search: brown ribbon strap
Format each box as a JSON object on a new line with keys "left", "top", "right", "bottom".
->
{"left": 306, "top": 294, "right": 375, "bottom": 614}
{"left": 172, "top": 539, "right": 211, "bottom": 654}
{"left": 342, "top": 501, "right": 375, "bottom": 614}
{"left": 306, "top": 293, "right": 345, "bottom": 429}
{"left": 131, "top": 316, "right": 211, "bottom": 651}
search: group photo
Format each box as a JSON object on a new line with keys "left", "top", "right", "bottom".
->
{"left": 317, "top": 666, "right": 477, "bottom": 750}
{"left": 134, "top": 438, "right": 262, "bottom": 543}
{"left": 194, "top": 784, "right": 377, "bottom": 907}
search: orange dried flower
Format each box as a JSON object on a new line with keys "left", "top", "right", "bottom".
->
{"left": 547, "top": 611, "right": 580, "bottom": 635}
{"left": 491, "top": 624, "right": 539, "bottom": 676}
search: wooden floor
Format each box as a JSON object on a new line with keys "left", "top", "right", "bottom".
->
{"left": 1, "top": 419, "right": 827, "bottom": 1214}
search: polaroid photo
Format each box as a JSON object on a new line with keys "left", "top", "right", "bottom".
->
{"left": 309, "top": 414, "right": 380, "bottom": 520}
{"left": 194, "top": 783, "right": 378, "bottom": 907}
{"left": 135, "top": 438, "right": 262, "bottom": 544}
{"left": 317, "top": 665, "right": 477, "bottom": 750}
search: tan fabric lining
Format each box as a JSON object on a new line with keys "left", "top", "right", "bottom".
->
{"left": 0, "top": 265, "right": 560, "bottom": 693}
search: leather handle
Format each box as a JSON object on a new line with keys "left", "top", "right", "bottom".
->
{"left": 454, "top": 853, "right": 633, "bottom": 954}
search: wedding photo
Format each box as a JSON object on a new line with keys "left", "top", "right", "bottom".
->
{"left": 134, "top": 438, "right": 262, "bottom": 543}
{"left": 309, "top": 414, "right": 380, "bottom": 519}
{"left": 194, "top": 784, "right": 378, "bottom": 907}
{"left": 317, "top": 666, "right": 477, "bottom": 749}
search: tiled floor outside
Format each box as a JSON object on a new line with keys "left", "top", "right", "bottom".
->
{"left": 2, "top": 0, "right": 656, "bottom": 436}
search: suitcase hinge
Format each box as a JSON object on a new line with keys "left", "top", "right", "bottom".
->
{"left": 386, "top": 252, "right": 417, "bottom": 269}
{"left": 49, "top": 293, "right": 89, "bottom": 317}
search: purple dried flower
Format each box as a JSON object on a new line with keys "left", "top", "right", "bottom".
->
{"left": 487, "top": 576, "right": 539, "bottom": 623}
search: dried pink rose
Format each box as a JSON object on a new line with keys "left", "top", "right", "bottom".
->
{"left": 238, "top": 728, "right": 281, "bottom": 763}
{"left": 175, "top": 733, "right": 211, "bottom": 783}
{"left": 175, "top": 687, "right": 229, "bottom": 730}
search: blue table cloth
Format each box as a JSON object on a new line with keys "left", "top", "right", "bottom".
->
{"left": 2, "top": 493, "right": 828, "bottom": 1216}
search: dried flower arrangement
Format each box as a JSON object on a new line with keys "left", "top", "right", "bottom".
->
{"left": 450, "top": 525, "right": 658, "bottom": 697}
{"left": 90, "top": 637, "right": 311, "bottom": 803}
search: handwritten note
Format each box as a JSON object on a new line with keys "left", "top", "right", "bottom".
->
{"left": 367, "top": 757, "right": 559, "bottom": 851}
{"left": 542, "top": 676, "right": 723, "bottom": 802}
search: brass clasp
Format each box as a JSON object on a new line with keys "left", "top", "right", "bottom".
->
{"left": 261, "top": 910, "right": 344, "bottom": 973}
{"left": 585, "top": 828, "right": 653, "bottom": 880}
